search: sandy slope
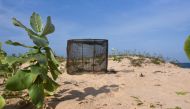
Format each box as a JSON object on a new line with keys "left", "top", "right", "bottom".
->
{"left": 46, "top": 58, "right": 190, "bottom": 109}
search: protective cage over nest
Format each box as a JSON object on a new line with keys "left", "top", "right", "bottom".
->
{"left": 67, "top": 39, "right": 108, "bottom": 74}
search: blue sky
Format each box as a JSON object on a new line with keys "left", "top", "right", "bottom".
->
{"left": 0, "top": 0, "right": 190, "bottom": 62}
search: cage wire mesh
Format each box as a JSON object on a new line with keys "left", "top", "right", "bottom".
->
{"left": 67, "top": 39, "right": 108, "bottom": 74}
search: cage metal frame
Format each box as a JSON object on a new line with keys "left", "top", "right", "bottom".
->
{"left": 67, "top": 39, "right": 108, "bottom": 74}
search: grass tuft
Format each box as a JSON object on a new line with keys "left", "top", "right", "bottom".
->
{"left": 130, "top": 96, "right": 144, "bottom": 106}
{"left": 167, "top": 106, "right": 182, "bottom": 109}
{"left": 176, "top": 91, "right": 189, "bottom": 95}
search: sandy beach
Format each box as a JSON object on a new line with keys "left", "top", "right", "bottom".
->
{"left": 44, "top": 57, "right": 190, "bottom": 109}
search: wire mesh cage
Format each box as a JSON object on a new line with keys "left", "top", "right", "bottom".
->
{"left": 67, "top": 39, "right": 108, "bottom": 74}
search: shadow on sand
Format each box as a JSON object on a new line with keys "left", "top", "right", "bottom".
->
{"left": 48, "top": 84, "right": 119, "bottom": 108}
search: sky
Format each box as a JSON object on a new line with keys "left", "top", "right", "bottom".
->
{"left": 0, "top": 0, "right": 190, "bottom": 62}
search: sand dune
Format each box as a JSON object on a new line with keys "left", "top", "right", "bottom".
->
{"left": 46, "top": 57, "right": 190, "bottom": 109}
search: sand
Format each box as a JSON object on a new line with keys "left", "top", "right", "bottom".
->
{"left": 45, "top": 58, "right": 190, "bottom": 109}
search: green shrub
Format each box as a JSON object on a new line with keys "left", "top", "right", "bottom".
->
{"left": 2, "top": 12, "right": 61, "bottom": 108}
{"left": 0, "top": 42, "right": 18, "bottom": 81}
{"left": 111, "top": 48, "right": 123, "bottom": 62}
{"left": 129, "top": 58, "right": 145, "bottom": 67}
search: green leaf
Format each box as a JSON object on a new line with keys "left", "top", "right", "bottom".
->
{"left": 184, "top": 36, "right": 190, "bottom": 60}
{"left": 6, "top": 70, "right": 39, "bottom": 91}
{"left": 12, "top": 18, "right": 27, "bottom": 29}
{"left": 41, "top": 16, "right": 55, "bottom": 36}
{"left": 45, "top": 47, "right": 59, "bottom": 65}
{"left": 28, "top": 33, "right": 49, "bottom": 47}
{"left": 49, "top": 68, "right": 60, "bottom": 80}
{"left": 25, "top": 28, "right": 49, "bottom": 47}
{"left": 44, "top": 47, "right": 60, "bottom": 80}
{"left": 30, "top": 12, "right": 43, "bottom": 33}
{"left": 12, "top": 17, "right": 47, "bottom": 46}
{"left": 12, "top": 17, "right": 38, "bottom": 37}
{"left": 31, "top": 65, "right": 47, "bottom": 75}
{"left": 26, "top": 48, "right": 39, "bottom": 55}
{"left": 29, "top": 83, "right": 44, "bottom": 108}
{"left": 12, "top": 17, "right": 39, "bottom": 37}
{"left": 0, "top": 96, "right": 5, "bottom": 109}
{"left": 12, "top": 17, "right": 47, "bottom": 47}
{"left": 26, "top": 27, "right": 39, "bottom": 36}
{"left": 18, "top": 54, "right": 47, "bottom": 67}
{"left": 6, "top": 40, "right": 34, "bottom": 48}
{"left": 43, "top": 76, "right": 59, "bottom": 92}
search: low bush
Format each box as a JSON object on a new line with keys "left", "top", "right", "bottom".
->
{"left": 0, "top": 12, "right": 61, "bottom": 108}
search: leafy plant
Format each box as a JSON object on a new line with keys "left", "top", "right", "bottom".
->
{"left": 4, "top": 12, "right": 61, "bottom": 108}
{"left": 184, "top": 35, "right": 190, "bottom": 60}
{"left": 0, "top": 42, "right": 6, "bottom": 75}
{"left": 0, "top": 42, "right": 6, "bottom": 62}
{"left": 0, "top": 43, "right": 28, "bottom": 104}
{"left": 0, "top": 42, "right": 18, "bottom": 81}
